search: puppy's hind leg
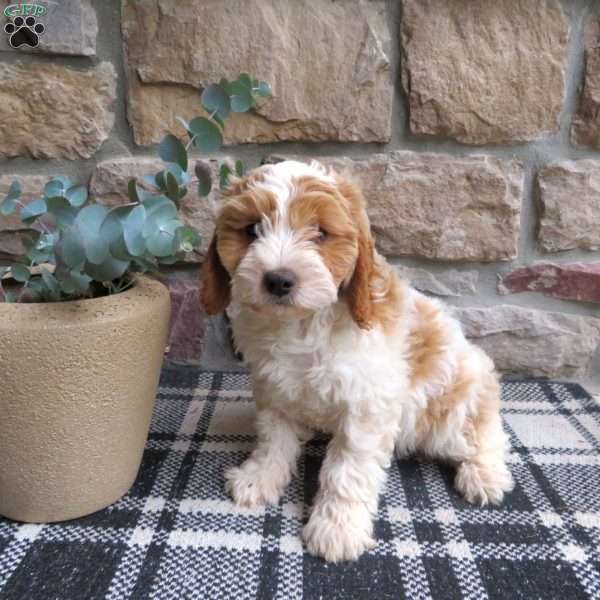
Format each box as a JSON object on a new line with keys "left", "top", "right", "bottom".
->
{"left": 454, "top": 374, "right": 514, "bottom": 506}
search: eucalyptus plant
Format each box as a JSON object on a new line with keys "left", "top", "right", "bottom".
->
{"left": 0, "top": 74, "right": 271, "bottom": 303}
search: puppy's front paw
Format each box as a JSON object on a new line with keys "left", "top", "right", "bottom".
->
{"left": 302, "top": 500, "right": 375, "bottom": 562}
{"left": 225, "top": 459, "right": 289, "bottom": 508}
{"left": 455, "top": 460, "right": 514, "bottom": 506}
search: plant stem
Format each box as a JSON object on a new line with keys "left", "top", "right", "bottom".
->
{"left": 185, "top": 135, "right": 197, "bottom": 151}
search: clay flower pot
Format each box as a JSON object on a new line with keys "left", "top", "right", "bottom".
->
{"left": 0, "top": 275, "right": 170, "bottom": 523}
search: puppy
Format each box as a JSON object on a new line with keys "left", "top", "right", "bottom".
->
{"left": 201, "top": 160, "right": 513, "bottom": 563}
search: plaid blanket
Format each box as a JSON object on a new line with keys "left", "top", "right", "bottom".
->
{"left": 0, "top": 366, "right": 599, "bottom": 600}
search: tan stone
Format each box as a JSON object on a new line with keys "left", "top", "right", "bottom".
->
{"left": 572, "top": 17, "right": 600, "bottom": 147}
{"left": 538, "top": 160, "right": 600, "bottom": 252}
{"left": 0, "top": 62, "right": 116, "bottom": 159}
{"left": 0, "top": 232, "right": 23, "bottom": 258}
{"left": 90, "top": 157, "right": 222, "bottom": 260}
{"left": 395, "top": 266, "right": 478, "bottom": 296}
{"left": 454, "top": 305, "right": 600, "bottom": 377}
{"left": 122, "top": 0, "right": 392, "bottom": 145}
{"left": 401, "top": 0, "right": 568, "bottom": 145}
{"left": 269, "top": 153, "right": 522, "bottom": 261}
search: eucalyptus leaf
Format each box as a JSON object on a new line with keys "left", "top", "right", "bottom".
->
{"left": 55, "top": 269, "right": 77, "bottom": 295}
{"left": 57, "top": 271, "right": 92, "bottom": 295}
{"left": 142, "top": 195, "right": 178, "bottom": 219}
{"left": 75, "top": 204, "right": 109, "bottom": 264}
{"left": 128, "top": 179, "right": 140, "bottom": 203}
{"left": 256, "top": 81, "right": 272, "bottom": 97}
{"left": 165, "top": 171, "right": 181, "bottom": 203}
{"left": 6, "top": 180, "right": 22, "bottom": 200}
{"left": 155, "top": 171, "right": 167, "bottom": 192}
{"left": 84, "top": 256, "right": 129, "bottom": 282}
{"left": 71, "top": 271, "right": 92, "bottom": 292}
{"left": 143, "top": 201, "right": 179, "bottom": 238}
{"left": 175, "top": 226, "right": 200, "bottom": 253}
{"left": 46, "top": 196, "right": 77, "bottom": 228}
{"left": 136, "top": 186, "right": 156, "bottom": 203}
{"left": 238, "top": 73, "right": 252, "bottom": 90}
{"left": 201, "top": 83, "right": 231, "bottom": 120}
{"left": 219, "top": 77, "right": 232, "bottom": 94}
{"left": 65, "top": 185, "right": 88, "bottom": 207}
{"left": 1, "top": 181, "right": 21, "bottom": 216}
{"left": 0, "top": 196, "right": 17, "bottom": 216}
{"left": 44, "top": 179, "right": 64, "bottom": 198}
{"left": 159, "top": 134, "right": 188, "bottom": 172}
{"left": 195, "top": 161, "right": 212, "bottom": 196}
{"left": 123, "top": 204, "right": 146, "bottom": 256}
{"left": 145, "top": 219, "right": 179, "bottom": 257}
{"left": 37, "top": 231, "right": 58, "bottom": 249}
{"left": 235, "top": 160, "right": 245, "bottom": 177}
{"left": 27, "top": 231, "right": 56, "bottom": 264}
{"left": 40, "top": 268, "right": 62, "bottom": 301}
{"left": 20, "top": 198, "right": 47, "bottom": 224}
{"left": 166, "top": 162, "right": 186, "bottom": 182}
{"left": 219, "top": 163, "right": 233, "bottom": 189}
{"left": 10, "top": 263, "right": 30, "bottom": 283}
{"left": 188, "top": 117, "right": 223, "bottom": 153}
{"left": 57, "top": 229, "right": 86, "bottom": 269}
{"left": 53, "top": 176, "right": 72, "bottom": 190}
{"left": 27, "top": 248, "right": 52, "bottom": 264}
{"left": 228, "top": 81, "right": 253, "bottom": 112}
{"left": 99, "top": 205, "right": 132, "bottom": 261}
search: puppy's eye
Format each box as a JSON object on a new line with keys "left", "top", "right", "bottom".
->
{"left": 316, "top": 228, "right": 328, "bottom": 242}
{"left": 245, "top": 223, "right": 259, "bottom": 239}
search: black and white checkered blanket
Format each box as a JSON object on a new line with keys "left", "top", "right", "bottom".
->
{"left": 1, "top": 366, "right": 599, "bottom": 599}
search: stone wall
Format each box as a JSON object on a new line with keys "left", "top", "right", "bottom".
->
{"left": 1, "top": 0, "right": 600, "bottom": 381}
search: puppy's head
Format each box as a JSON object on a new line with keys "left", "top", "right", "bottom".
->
{"left": 201, "top": 160, "right": 376, "bottom": 328}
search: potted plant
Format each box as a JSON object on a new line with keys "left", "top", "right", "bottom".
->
{"left": 0, "top": 75, "right": 271, "bottom": 523}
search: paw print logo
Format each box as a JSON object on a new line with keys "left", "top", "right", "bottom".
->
{"left": 4, "top": 16, "right": 45, "bottom": 49}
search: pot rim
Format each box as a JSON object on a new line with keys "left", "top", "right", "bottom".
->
{"left": 0, "top": 274, "right": 169, "bottom": 329}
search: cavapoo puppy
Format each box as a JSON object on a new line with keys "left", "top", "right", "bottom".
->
{"left": 201, "top": 159, "right": 513, "bottom": 563}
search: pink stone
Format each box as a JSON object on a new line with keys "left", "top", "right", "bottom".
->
{"left": 498, "top": 262, "right": 600, "bottom": 303}
{"left": 162, "top": 276, "right": 205, "bottom": 363}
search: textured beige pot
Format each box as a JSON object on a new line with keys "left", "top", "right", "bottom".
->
{"left": 0, "top": 275, "right": 170, "bottom": 523}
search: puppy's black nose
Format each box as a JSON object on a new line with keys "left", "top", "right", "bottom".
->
{"left": 263, "top": 269, "right": 297, "bottom": 297}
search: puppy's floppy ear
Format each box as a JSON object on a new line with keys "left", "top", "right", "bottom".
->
{"left": 338, "top": 179, "right": 375, "bottom": 330}
{"left": 200, "top": 234, "right": 231, "bottom": 315}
